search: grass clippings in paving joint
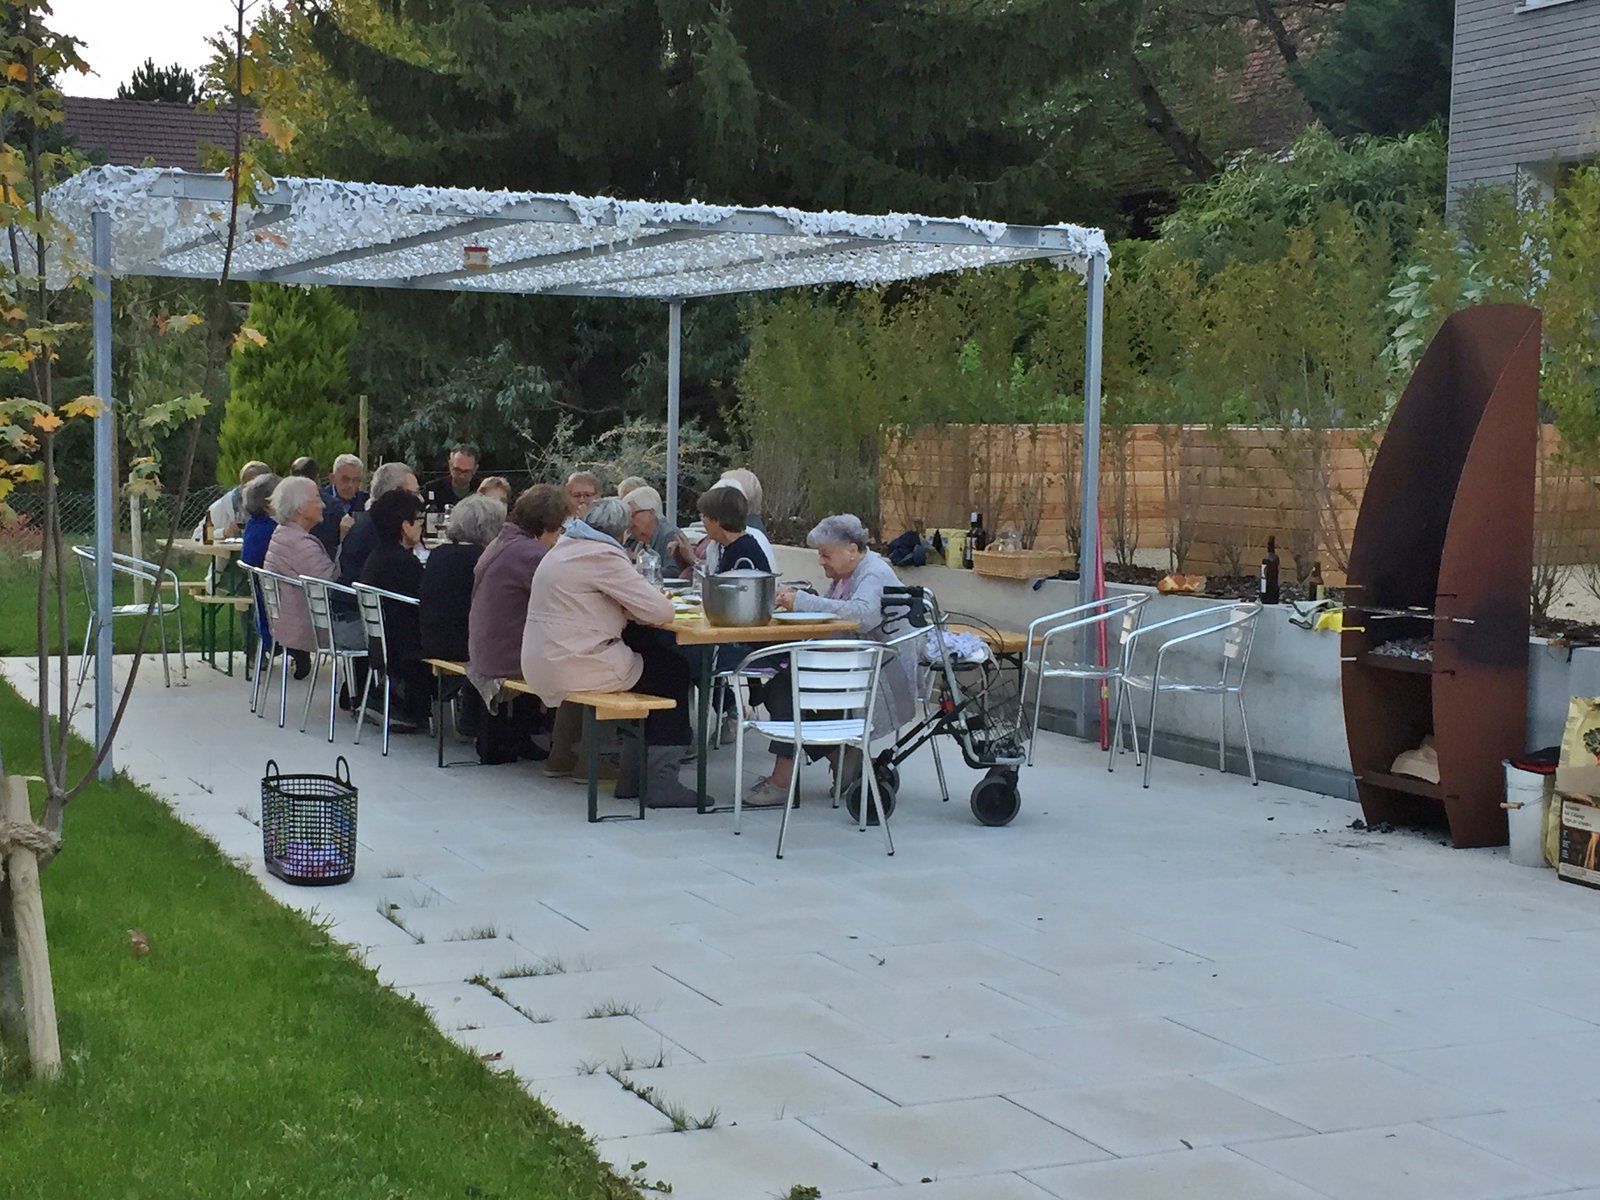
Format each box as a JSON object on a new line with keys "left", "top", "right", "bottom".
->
{"left": 0, "top": 679, "right": 644, "bottom": 1200}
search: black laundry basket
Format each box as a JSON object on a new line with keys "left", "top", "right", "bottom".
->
{"left": 261, "top": 757, "right": 358, "bottom": 886}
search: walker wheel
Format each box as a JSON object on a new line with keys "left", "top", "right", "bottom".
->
{"left": 970, "top": 771, "right": 1020, "bottom": 826}
{"left": 844, "top": 774, "right": 898, "bottom": 825}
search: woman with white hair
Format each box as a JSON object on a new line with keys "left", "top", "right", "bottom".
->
{"left": 261, "top": 475, "right": 341, "bottom": 672}
{"left": 743, "top": 514, "right": 917, "bottom": 807}
{"left": 420, "top": 493, "right": 507, "bottom": 664}
{"left": 521, "top": 497, "right": 701, "bottom": 807}
{"left": 621, "top": 485, "right": 694, "bottom": 579}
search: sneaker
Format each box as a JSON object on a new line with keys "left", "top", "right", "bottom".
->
{"left": 742, "top": 777, "right": 791, "bottom": 808}
{"left": 719, "top": 714, "right": 740, "bottom": 744}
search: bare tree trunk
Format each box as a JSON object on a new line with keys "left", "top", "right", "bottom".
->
{"left": 1126, "top": 53, "right": 1219, "bottom": 182}
{"left": 1254, "top": 0, "right": 1299, "bottom": 65}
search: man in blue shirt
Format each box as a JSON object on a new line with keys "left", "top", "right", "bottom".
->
{"left": 312, "top": 453, "right": 368, "bottom": 556}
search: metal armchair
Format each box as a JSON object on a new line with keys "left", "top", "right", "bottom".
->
{"left": 1108, "top": 601, "right": 1262, "bottom": 789}
{"left": 298, "top": 576, "right": 367, "bottom": 743}
{"left": 1022, "top": 593, "right": 1149, "bottom": 765}
{"left": 351, "top": 582, "right": 422, "bottom": 756}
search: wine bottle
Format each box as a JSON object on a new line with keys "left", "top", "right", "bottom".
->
{"left": 962, "top": 511, "right": 979, "bottom": 569}
{"left": 1260, "top": 536, "right": 1280, "bottom": 605}
{"left": 1308, "top": 560, "right": 1325, "bottom": 602}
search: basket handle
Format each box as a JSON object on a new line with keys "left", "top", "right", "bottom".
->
{"left": 334, "top": 756, "right": 352, "bottom": 786}
{"left": 264, "top": 758, "right": 280, "bottom": 778}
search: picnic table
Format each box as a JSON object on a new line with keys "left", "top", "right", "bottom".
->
{"left": 170, "top": 538, "right": 251, "bottom": 674}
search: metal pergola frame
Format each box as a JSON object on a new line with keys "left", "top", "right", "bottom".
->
{"left": 44, "top": 167, "right": 1109, "bottom": 777}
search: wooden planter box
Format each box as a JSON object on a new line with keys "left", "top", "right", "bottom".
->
{"left": 972, "top": 548, "right": 1064, "bottom": 580}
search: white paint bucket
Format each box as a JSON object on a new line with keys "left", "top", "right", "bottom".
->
{"left": 1503, "top": 761, "right": 1550, "bottom": 869}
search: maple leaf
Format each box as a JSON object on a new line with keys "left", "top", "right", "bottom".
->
{"left": 166, "top": 312, "right": 203, "bottom": 334}
{"left": 5, "top": 63, "right": 29, "bottom": 82}
{"left": 61, "top": 395, "right": 106, "bottom": 419}
{"left": 30, "top": 411, "right": 62, "bottom": 433}
{"left": 235, "top": 326, "right": 267, "bottom": 349}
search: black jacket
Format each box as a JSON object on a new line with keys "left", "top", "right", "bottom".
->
{"left": 359, "top": 542, "right": 425, "bottom": 667}
{"left": 419, "top": 541, "right": 482, "bottom": 662}
{"left": 335, "top": 512, "right": 378, "bottom": 584}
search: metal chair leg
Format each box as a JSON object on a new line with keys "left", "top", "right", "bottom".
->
{"left": 157, "top": 603, "right": 172, "bottom": 687}
{"left": 1027, "top": 667, "right": 1046, "bottom": 767}
{"left": 775, "top": 745, "right": 802, "bottom": 860}
{"left": 326, "top": 655, "right": 341, "bottom": 743}
{"left": 930, "top": 731, "right": 950, "bottom": 802}
{"left": 1142, "top": 687, "right": 1160, "bottom": 789}
{"left": 1107, "top": 682, "right": 1125, "bottom": 772}
{"left": 176, "top": 599, "right": 187, "bottom": 682}
{"left": 1218, "top": 691, "right": 1228, "bottom": 772}
{"left": 276, "top": 647, "right": 290, "bottom": 728}
{"left": 300, "top": 653, "right": 323, "bottom": 733}
{"left": 1238, "top": 692, "right": 1258, "bottom": 785}
{"left": 353, "top": 661, "right": 376, "bottom": 746}
{"left": 866, "top": 748, "right": 893, "bottom": 856}
{"left": 732, "top": 699, "right": 746, "bottom": 835}
{"left": 380, "top": 671, "right": 392, "bottom": 757}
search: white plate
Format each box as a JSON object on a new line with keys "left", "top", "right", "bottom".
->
{"left": 772, "top": 611, "right": 839, "bottom": 623}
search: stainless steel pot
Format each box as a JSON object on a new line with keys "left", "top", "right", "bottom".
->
{"left": 703, "top": 567, "right": 777, "bottom": 627}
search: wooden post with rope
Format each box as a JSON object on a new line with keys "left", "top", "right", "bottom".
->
{"left": 1, "top": 775, "right": 61, "bottom": 1079}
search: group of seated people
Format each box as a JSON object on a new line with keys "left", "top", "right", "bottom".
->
{"left": 236, "top": 448, "right": 915, "bottom": 811}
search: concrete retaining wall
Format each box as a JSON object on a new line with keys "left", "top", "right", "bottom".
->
{"left": 774, "top": 545, "right": 1596, "bottom": 801}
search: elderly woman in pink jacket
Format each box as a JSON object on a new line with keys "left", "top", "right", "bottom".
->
{"left": 521, "top": 497, "right": 699, "bottom": 808}
{"left": 262, "top": 475, "right": 339, "bottom": 658}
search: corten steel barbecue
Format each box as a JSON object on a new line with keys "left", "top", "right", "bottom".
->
{"left": 1340, "top": 304, "right": 1540, "bottom": 848}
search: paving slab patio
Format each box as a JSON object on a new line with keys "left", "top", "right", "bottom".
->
{"left": 14, "top": 652, "right": 1600, "bottom": 1199}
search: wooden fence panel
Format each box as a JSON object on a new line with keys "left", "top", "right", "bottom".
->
{"left": 878, "top": 423, "right": 1600, "bottom": 585}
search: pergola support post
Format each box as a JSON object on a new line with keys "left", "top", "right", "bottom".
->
{"left": 1076, "top": 251, "right": 1107, "bottom": 741}
{"left": 92, "top": 209, "right": 115, "bottom": 779}
{"left": 665, "top": 299, "right": 683, "bottom": 523}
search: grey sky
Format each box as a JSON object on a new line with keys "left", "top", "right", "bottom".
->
{"left": 50, "top": 0, "right": 224, "bottom": 99}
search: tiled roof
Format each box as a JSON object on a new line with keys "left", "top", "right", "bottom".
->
{"left": 61, "top": 96, "right": 259, "bottom": 171}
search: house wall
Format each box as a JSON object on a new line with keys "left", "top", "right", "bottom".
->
{"left": 1447, "top": 0, "right": 1600, "bottom": 204}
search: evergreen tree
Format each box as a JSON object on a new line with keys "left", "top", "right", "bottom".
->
{"left": 1293, "top": 0, "right": 1454, "bottom": 137}
{"left": 217, "top": 284, "right": 358, "bottom": 483}
{"left": 298, "top": 0, "right": 1135, "bottom": 221}
{"left": 116, "top": 58, "right": 199, "bottom": 103}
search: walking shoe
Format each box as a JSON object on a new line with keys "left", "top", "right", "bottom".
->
{"left": 742, "top": 777, "right": 790, "bottom": 809}
{"left": 567, "top": 752, "right": 620, "bottom": 784}
{"left": 643, "top": 746, "right": 703, "bottom": 809}
{"left": 719, "top": 714, "right": 740, "bottom": 745}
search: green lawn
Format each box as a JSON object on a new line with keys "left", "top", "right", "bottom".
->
{"left": 0, "top": 679, "right": 644, "bottom": 1200}
{"left": 0, "top": 547, "right": 229, "bottom": 660}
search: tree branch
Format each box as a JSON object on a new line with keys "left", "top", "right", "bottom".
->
{"left": 1253, "top": 0, "right": 1299, "bottom": 65}
{"left": 1125, "top": 51, "right": 1219, "bottom": 182}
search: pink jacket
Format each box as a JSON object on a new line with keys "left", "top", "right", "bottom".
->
{"left": 520, "top": 535, "right": 674, "bottom": 706}
{"left": 262, "top": 522, "right": 337, "bottom": 652}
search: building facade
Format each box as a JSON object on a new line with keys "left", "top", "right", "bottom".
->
{"left": 1447, "top": 0, "right": 1600, "bottom": 204}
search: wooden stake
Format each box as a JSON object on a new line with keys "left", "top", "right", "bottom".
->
{"left": 1, "top": 776, "right": 61, "bottom": 1080}
{"left": 357, "top": 394, "right": 369, "bottom": 468}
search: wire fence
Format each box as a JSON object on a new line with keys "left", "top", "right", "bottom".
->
{"left": 3, "top": 487, "right": 228, "bottom": 554}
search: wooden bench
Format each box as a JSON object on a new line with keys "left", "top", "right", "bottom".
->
{"left": 565, "top": 689, "right": 677, "bottom": 823}
{"left": 422, "top": 659, "right": 676, "bottom": 821}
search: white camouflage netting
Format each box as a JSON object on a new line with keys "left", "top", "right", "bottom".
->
{"left": 43, "top": 167, "right": 1109, "bottom": 299}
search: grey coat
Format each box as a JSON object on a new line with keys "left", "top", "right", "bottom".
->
{"left": 790, "top": 550, "right": 917, "bottom": 734}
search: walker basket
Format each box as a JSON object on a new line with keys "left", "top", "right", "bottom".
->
{"left": 261, "top": 757, "right": 357, "bottom": 886}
